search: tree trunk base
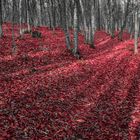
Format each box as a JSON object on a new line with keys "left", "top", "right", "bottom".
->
{"left": 69, "top": 48, "right": 82, "bottom": 59}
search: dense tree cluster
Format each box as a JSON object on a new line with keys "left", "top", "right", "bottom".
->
{"left": 0, "top": 0, "right": 140, "bottom": 54}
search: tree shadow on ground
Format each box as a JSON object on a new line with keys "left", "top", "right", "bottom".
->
{"left": 69, "top": 63, "right": 140, "bottom": 140}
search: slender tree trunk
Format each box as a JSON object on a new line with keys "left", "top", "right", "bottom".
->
{"left": 12, "top": 0, "right": 16, "bottom": 55}
{"left": 19, "top": 0, "right": 22, "bottom": 36}
{"left": 58, "top": 0, "right": 63, "bottom": 27}
{"left": 134, "top": 10, "right": 139, "bottom": 54}
{"left": 36, "top": 0, "right": 42, "bottom": 26}
{"left": 73, "top": 1, "right": 79, "bottom": 54}
{"left": 97, "top": 0, "right": 101, "bottom": 30}
{"left": 50, "top": 0, "right": 56, "bottom": 30}
{"left": 0, "top": 0, "right": 3, "bottom": 38}
{"left": 89, "top": 3, "right": 95, "bottom": 48}
{"left": 26, "top": 0, "right": 30, "bottom": 31}
{"left": 79, "top": 0, "right": 88, "bottom": 43}
{"left": 62, "top": 0, "right": 71, "bottom": 50}
{"left": 40, "top": 0, "right": 45, "bottom": 25}
{"left": 46, "top": 0, "right": 52, "bottom": 28}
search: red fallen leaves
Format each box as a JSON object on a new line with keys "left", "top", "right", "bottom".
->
{"left": 0, "top": 23, "right": 140, "bottom": 139}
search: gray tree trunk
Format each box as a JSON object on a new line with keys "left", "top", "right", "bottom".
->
{"left": 12, "top": 0, "right": 17, "bottom": 55}
{"left": 79, "top": 0, "right": 88, "bottom": 43}
{"left": 0, "top": 0, "right": 3, "bottom": 38}
{"left": 89, "top": 3, "right": 95, "bottom": 48}
{"left": 26, "top": 0, "right": 30, "bottom": 31}
{"left": 19, "top": 0, "right": 22, "bottom": 36}
{"left": 73, "top": 1, "right": 78, "bottom": 54}
{"left": 36, "top": 0, "right": 42, "bottom": 26}
{"left": 134, "top": 10, "right": 139, "bottom": 54}
{"left": 62, "top": 0, "right": 71, "bottom": 50}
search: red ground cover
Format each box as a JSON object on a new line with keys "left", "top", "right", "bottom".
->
{"left": 0, "top": 23, "right": 140, "bottom": 139}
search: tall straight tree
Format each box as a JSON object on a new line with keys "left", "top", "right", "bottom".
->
{"left": 134, "top": 7, "right": 139, "bottom": 54}
{"left": 0, "top": 0, "right": 3, "bottom": 38}
{"left": 19, "top": 0, "right": 22, "bottom": 36}
{"left": 36, "top": 0, "right": 42, "bottom": 26}
{"left": 88, "top": 0, "right": 96, "bottom": 48}
{"left": 79, "top": 0, "right": 88, "bottom": 43}
{"left": 25, "top": 0, "right": 30, "bottom": 31}
{"left": 73, "top": 0, "right": 79, "bottom": 54}
{"left": 12, "top": 0, "right": 16, "bottom": 55}
{"left": 62, "top": 0, "right": 71, "bottom": 50}
{"left": 50, "top": 0, "right": 56, "bottom": 30}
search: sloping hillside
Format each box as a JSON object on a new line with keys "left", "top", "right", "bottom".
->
{"left": 0, "top": 23, "right": 140, "bottom": 139}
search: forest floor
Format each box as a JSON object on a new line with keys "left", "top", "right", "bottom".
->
{"left": 0, "top": 23, "right": 140, "bottom": 140}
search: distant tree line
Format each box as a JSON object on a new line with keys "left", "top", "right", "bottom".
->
{"left": 0, "top": 0, "right": 140, "bottom": 55}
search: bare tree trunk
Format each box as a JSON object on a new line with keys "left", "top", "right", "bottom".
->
{"left": 62, "top": 0, "right": 71, "bottom": 50}
{"left": 79, "top": 0, "right": 88, "bottom": 43}
{"left": 73, "top": 0, "right": 79, "bottom": 54}
{"left": 134, "top": 10, "right": 139, "bottom": 54}
{"left": 46, "top": 0, "right": 52, "bottom": 28}
{"left": 97, "top": 0, "right": 101, "bottom": 30}
{"left": 19, "top": 0, "right": 22, "bottom": 36}
{"left": 40, "top": 0, "right": 45, "bottom": 25}
{"left": 89, "top": 2, "right": 95, "bottom": 48}
{"left": 12, "top": 0, "right": 17, "bottom": 55}
{"left": 50, "top": 0, "right": 56, "bottom": 31}
{"left": 26, "top": 0, "right": 30, "bottom": 31}
{"left": 36, "top": 0, "right": 42, "bottom": 26}
{"left": 0, "top": 0, "right": 3, "bottom": 38}
{"left": 57, "top": 0, "right": 63, "bottom": 26}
